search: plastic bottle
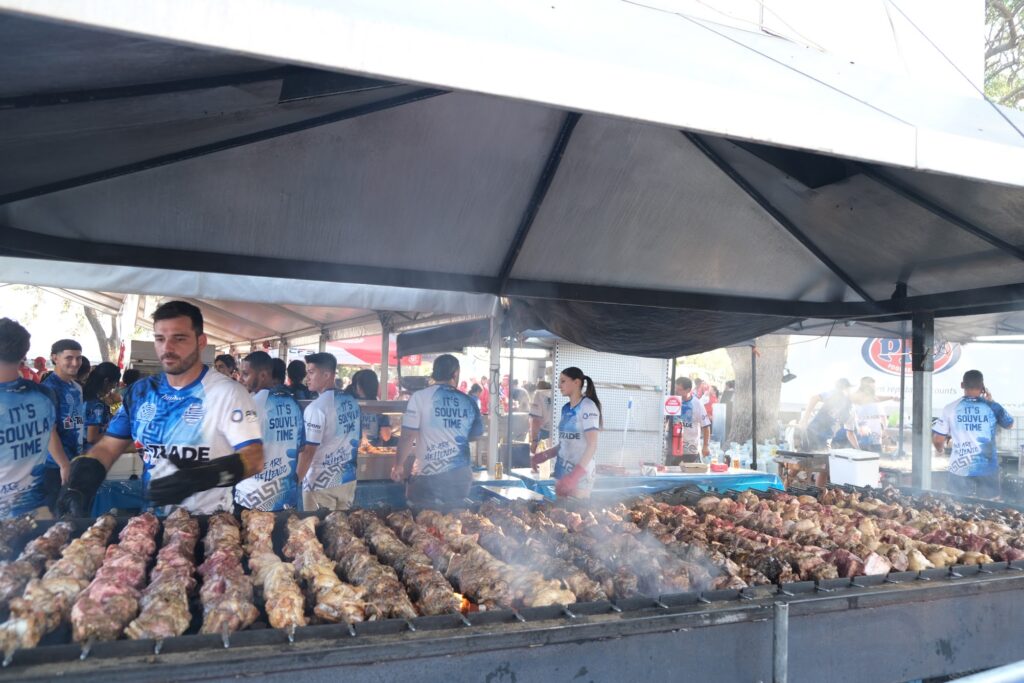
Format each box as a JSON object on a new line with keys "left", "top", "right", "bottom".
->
{"left": 494, "top": 461, "right": 503, "bottom": 479}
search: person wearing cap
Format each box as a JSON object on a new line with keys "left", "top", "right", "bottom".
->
{"left": 392, "top": 354, "right": 483, "bottom": 509}
{"left": 932, "top": 370, "right": 1014, "bottom": 500}
{"left": 799, "top": 379, "right": 859, "bottom": 452}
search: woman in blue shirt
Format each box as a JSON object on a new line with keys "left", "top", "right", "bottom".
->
{"left": 531, "top": 367, "right": 603, "bottom": 499}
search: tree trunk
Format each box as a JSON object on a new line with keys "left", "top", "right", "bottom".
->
{"left": 725, "top": 335, "right": 789, "bottom": 445}
{"left": 83, "top": 307, "right": 120, "bottom": 363}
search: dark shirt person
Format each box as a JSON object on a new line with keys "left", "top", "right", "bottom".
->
{"left": 57, "top": 301, "right": 264, "bottom": 516}
{"left": 286, "top": 360, "right": 317, "bottom": 401}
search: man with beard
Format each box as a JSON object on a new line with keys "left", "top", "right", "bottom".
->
{"left": 57, "top": 301, "right": 264, "bottom": 515}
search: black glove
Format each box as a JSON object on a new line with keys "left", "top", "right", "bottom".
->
{"left": 147, "top": 453, "right": 245, "bottom": 506}
{"left": 56, "top": 457, "right": 108, "bottom": 517}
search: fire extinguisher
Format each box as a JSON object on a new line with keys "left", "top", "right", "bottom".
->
{"left": 672, "top": 420, "right": 684, "bottom": 457}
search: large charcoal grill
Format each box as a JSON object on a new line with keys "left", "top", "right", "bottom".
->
{"left": 2, "top": 488, "right": 1023, "bottom": 683}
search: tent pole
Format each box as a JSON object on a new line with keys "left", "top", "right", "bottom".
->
{"left": 751, "top": 344, "right": 758, "bottom": 471}
{"left": 487, "top": 308, "right": 502, "bottom": 477}
{"left": 897, "top": 326, "right": 907, "bottom": 459}
{"left": 379, "top": 313, "right": 392, "bottom": 400}
{"left": 911, "top": 312, "right": 934, "bottom": 491}
{"left": 506, "top": 334, "right": 515, "bottom": 475}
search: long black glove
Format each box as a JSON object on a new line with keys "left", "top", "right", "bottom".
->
{"left": 147, "top": 452, "right": 245, "bottom": 506}
{"left": 56, "top": 457, "right": 108, "bottom": 517}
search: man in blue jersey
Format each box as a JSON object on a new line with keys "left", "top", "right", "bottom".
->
{"left": 234, "top": 352, "right": 303, "bottom": 511}
{"left": 933, "top": 370, "right": 1014, "bottom": 500}
{"left": 393, "top": 354, "right": 483, "bottom": 510}
{"left": 57, "top": 301, "right": 264, "bottom": 516}
{"left": 299, "top": 353, "right": 360, "bottom": 511}
{"left": 39, "top": 339, "right": 81, "bottom": 510}
{"left": 0, "top": 319, "right": 67, "bottom": 518}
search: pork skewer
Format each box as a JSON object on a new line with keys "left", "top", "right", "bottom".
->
{"left": 198, "top": 512, "right": 258, "bottom": 640}
{"left": 125, "top": 508, "right": 199, "bottom": 643}
{"left": 322, "top": 512, "right": 418, "bottom": 620}
{"left": 283, "top": 515, "right": 366, "bottom": 626}
{"left": 0, "top": 514, "right": 117, "bottom": 663}
{"left": 70, "top": 513, "right": 160, "bottom": 647}
{"left": 0, "top": 521, "right": 74, "bottom": 613}
{"left": 241, "top": 510, "right": 306, "bottom": 636}
{"left": 348, "top": 510, "right": 462, "bottom": 616}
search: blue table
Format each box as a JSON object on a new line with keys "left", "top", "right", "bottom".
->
{"left": 509, "top": 468, "right": 784, "bottom": 501}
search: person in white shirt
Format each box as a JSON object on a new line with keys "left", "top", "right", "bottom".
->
{"left": 299, "top": 353, "right": 360, "bottom": 511}
{"left": 668, "top": 377, "right": 711, "bottom": 465}
{"left": 393, "top": 355, "right": 483, "bottom": 509}
{"left": 528, "top": 380, "right": 553, "bottom": 451}
{"left": 531, "top": 367, "right": 602, "bottom": 499}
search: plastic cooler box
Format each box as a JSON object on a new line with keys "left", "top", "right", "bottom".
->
{"left": 828, "top": 448, "right": 880, "bottom": 487}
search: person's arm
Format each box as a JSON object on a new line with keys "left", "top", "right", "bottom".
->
{"left": 239, "top": 441, "right": 264, "bottom": 478}
{"left": 932, "top": 433, "right": 948, "bottom": 454}
{"left": 932, "top": 413, "right": 950, "bottom": 454}
{"left": 298, "top": 444, "right": 316, "bottom": 483}
{"left": 56, "top": 434, "right": 131, "bottom": 515}
{"left": 47, "top": 428, "right": 71, "bottom": 484}
{"left": 701, "top": 425, "right": 711, "bottom": 456}
{"left": 529, "top": 415, "right": 543, "bottom": 446}
{"left": 800, "top": 394, "right": 823, "bottom": 428}
{"left": 392, "top": 428, "right": 416, "bottom": 482}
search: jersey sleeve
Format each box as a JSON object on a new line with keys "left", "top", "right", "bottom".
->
{"left": 992, "top": 401, "right": 1015, "bottom": 429}
{"left": 106, "top": 404, "right": 132, "bottom": 439}
{"left": 402, "top": 391, "right": 422, "bottom": 431}
{"left": 222, "top": 385, "right": 263, "bottom": 450}
{"left": 304, "top": 399, "right": 326, "bottom": 446}
{"left": 580, "top": 400, "right": 601, "bottom": 433}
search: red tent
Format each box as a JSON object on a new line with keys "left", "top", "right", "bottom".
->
{"left": 326, "top": 335, "right": 422, "bottom": 366}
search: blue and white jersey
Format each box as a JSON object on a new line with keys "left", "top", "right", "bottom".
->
{"left": 402, "top": 384, "right": 483, "bottom": 476}
{"left": 554, "top": 397, "right": 600, "bottom": 492}
{"left": 0, "top": 379, "right": 55, "bottom": 517}
{"left": 671, "top": 396, "right": 711, "bottom": 453}
{"left": 235, "top": 386, "right": 303, "bottom": 511}
{"left": 529, "top": 389, "right": 553, "bottom": 439}
{"left": 107, "top": 366, "right": 262, "bottom": 514}
{"left": 40, "top": 373, "right": 84, "bottom": 468}
{"left": 303, "top": 390, "right": 360, "bottom": 491}
{"left": 82, "top": 398, "right": 112, "bottom": 453}
{"left": 933, "top": 397, "right": 1014, "bottom": 477}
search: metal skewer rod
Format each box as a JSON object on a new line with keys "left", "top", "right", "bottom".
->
{"left": 2, "top": 648, "right": 15, "bottom": 667}
{"left": 345, "top": 622, "right": 356, "bottom": 637}
{"left": 511, "top": 608, "right": 526, "bottom": 623}
{"left": 153, "top": 639, "right": 164, "bottom": 655}
{"left": 221, "top": 625, "right": 231, "bottom": 649}
{"left": 80, "top": 637, "right": 95, "bottom": 661}
{"left": 286, "top": 625, "right": 296, "bottom": 643}
{"left": 404, "top": 619, "right": 417, "bottom": 632}
{"left": 608, "top": 603, "right": 622, "bottom": 613}
{"left": 561, "top": 606, "right": 577, "bottom": 619}
{"left": 453, "top": 610, "right": 472, "bottom": 627}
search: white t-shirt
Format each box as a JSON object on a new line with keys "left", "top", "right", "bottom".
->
{"left": 528, "top": 389, "right": 553, "bottom": 436}
{"left": 108, "top": 366, "right": 263, "bottom": 514}
{"left": 554, "top": 397, "right": 601, "bottom": 492}
{"left": 671, "top": 396, "right": 711, "bottom": 453}
{"left": 855, "top": 401, "right": 887, "bottom": 445}
{"left": 302, "top": 390, "right": 360, "bottom": 491}
{"left": 234, "top": 386, "right": 304, "bottom": 510}
{"left": 933, "top": 396, "right": 1014, "bottom": 477}
{"left": 402, "top": 384, "right": 483, "bottom": 476}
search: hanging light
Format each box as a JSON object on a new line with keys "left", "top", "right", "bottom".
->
{"left": 782, "top": 367, "right": 797, "bottom": 383}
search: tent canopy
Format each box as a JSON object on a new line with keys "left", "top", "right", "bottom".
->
{"left": 1, "top": 5, "right": 1023, "bottom": 357}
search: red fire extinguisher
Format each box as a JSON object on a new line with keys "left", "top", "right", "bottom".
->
{"left": 672, "top": 421, "right": 684, "bottom": 457}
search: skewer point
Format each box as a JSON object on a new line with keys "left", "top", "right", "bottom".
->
{"left": 511, "top": 609, "right": 526, "bottom": 623}
{"left": 346, "top": 623, "right": 356, "bottom": 637}
{"left": 453, "top": 611, "right": 472, "bottom": 627}
{"left": 80, "top": 637, "right": 95, "bottom": 661}
{"left": 153, "top": 639, "right": 164, "bottom": 655}
{"left": 286, "top": 625, "right": 296, "bottom": 644}
{"left": 221, "top": 626, "right": 231, "bottom": 649}
{"left": 404, "top": 620, "right": 416, "bottom": 632}
{"left": 2, "top": 651, "right": 14, "bottom": 668}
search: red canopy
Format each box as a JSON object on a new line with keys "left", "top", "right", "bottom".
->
{"left": 327, "top": 335, "right": 422, "bottom": 366}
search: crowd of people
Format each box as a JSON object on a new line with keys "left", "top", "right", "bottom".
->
{"left": 0, "top": 300, "right": 603, "bottom": 520}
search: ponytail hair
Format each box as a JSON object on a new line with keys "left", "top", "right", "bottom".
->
{"left": 561, "top": 366, "right": 603, "bottom": 427}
